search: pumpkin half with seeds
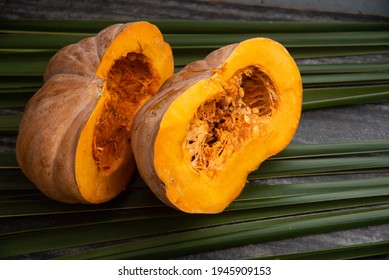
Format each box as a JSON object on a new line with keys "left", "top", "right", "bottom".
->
{"left": 16, "top": 22, "right": 174, "bottom": 203}
{"left": 132, "top": 38, "right": 302, "bottom": 213}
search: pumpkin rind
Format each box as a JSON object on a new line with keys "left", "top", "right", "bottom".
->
{"left": 132, "top": 38, "right": 302, "bottom": 213}
{"left": 16, "top": 22, "right": 173, "bottom": 203}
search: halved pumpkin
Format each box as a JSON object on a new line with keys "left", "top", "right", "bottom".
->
{"left": 16, "top": 22, "right": 174, "bottom": 203}
{"left": 132, "top": 38, "right": 302, "bottom": 213}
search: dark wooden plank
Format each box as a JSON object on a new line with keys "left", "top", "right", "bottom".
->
{"left": 1, "top": 0, "right": 388, "bottom": 22}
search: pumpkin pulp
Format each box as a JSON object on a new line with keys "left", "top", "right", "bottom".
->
{"left": 184, "top": 65, "right": 279, "bottom": 177}
{"left": 93, "top": 52, "right": 159, "bottom": 172}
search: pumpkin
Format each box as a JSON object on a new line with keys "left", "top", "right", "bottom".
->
{"left": 16, "top": 22, "right": 174, "bottom": 204}
{"left": 132, "top": 38, "right": 302, "bottom": 214}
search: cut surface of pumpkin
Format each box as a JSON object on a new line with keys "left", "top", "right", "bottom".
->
{"left": 16, "top": 22, "right": 173, "bottom": 203}
{"left": 132, "top": 38, "right": 302, "bottom": 213}
{"left": 76, "top": 51, "right": 162, "bottom": 203}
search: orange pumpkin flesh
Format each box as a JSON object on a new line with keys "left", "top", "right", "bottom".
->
{"left": 16, "top": 22, "right": 173, "bottom": 203}
{"left": 132, "top": 38, "right": 302, "bottom": 213}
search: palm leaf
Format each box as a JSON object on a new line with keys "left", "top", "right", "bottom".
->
{"left": 53, "top": 207, "right": 389, "bottom": 260}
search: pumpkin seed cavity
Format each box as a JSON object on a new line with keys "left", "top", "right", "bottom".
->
{"left": 184, "top": 66, "right": 279, "bottom": 176}
{"left": 93, "top": 52, "right": 159, "bottom": 172}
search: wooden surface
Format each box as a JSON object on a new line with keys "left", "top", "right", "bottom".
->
{"left": 2, "top": 0, "right": 388, "bottom": 21}
{"left": 1, "top": 0, "right": 389, "bottom": 259}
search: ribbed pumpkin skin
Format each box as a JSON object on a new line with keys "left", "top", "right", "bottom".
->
{"left": 16, "top": 22, "right": 173, "bottom": 203}
{"left": 16, "top": 75, "right": 103, "bottom": 203}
